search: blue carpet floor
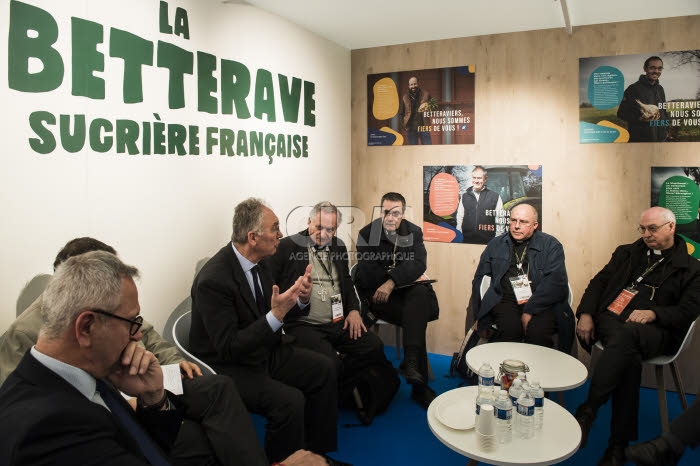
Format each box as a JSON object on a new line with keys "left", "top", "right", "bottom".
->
{"left": 322, "top": 347, "right": 698, "bottom": 466}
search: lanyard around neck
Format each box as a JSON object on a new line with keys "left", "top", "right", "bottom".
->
{"left": 308, "top": 245, "right": 334, "bottom": 288}
{"left": 630, "top": 254, "right": 665, "bottom": 289}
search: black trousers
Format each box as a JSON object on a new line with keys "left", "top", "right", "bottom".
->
{"left": 370, "top": 284, "right": 434, "bottom": 381}
{"left": 216, "top": 343, "right": 338, "bottom": 463}
{"left": 284, "top": 319, "right": 386, "bottom": 374}
{"left": 489, "top": 301, "right": 558, "bottom": 347}
{"left": 670, "top": 388, "right": 700, "bottom": 449}
{"left": 171, "top": 375, "right": 268, "bottom": 466}
{"left": 586, "top": 311, "right": 677, "bottom": 443}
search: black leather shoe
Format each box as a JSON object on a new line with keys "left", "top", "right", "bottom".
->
{"left": 598, "top": 440, "right": 627, "bottom": 466}
{"left": 574, "top": 404, "right": 596, "bottom": 448}
{"left": 403, "top": 349, "right": 426, "bottom": 386}
{"left": 411, "top": 384, "right": 437, "bottom": 410}
{"left": 625, "top": 435, "right": 684, "bottom": 466}
{"left": 322, "top": 454, "right": 352, "bottom": 466}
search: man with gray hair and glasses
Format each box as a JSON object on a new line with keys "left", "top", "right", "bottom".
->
{"left": 266, "top": 201, "right": 391, "bottom": 376}
{"left": 0, "top": 250, "right": 214, "bottom": 465}
{"left": 574, "top": 207, "right": 700, "bottom": 466}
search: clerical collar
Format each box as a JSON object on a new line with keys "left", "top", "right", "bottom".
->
{"left": 510, "top": 234, "right": 530, "bottom": 246}
{"left": 647, "top": 247, "right": 671, "bottom": 259}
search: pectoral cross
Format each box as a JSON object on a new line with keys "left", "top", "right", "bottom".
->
{"left": 317, "top": 287, "right": 328, "bottom": 302}
{"left": 644, "top": 284, "right": 659, "bottom": 301}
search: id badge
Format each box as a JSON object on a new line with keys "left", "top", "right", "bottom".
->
{"left": 331, "top": 294, "right": 343, "bottom": 322}
{"left": 509, "top": 274, "right": 532, "bottom": 304}
{"left": 607, "top": 287, "right": 638, "bottom": 315}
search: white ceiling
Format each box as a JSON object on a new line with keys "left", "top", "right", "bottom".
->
{"left": 222, "top": 0, "right": 700, "bottom": 50}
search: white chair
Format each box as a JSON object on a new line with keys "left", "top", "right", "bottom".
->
{"left": 171, "top": 310, "right": 217, "bottom": 376}
{"left": 593, "top": 320, "right": 696, "bottom": 432}
{"left": 16, "top": 274, "right": 51, "bottom": 317}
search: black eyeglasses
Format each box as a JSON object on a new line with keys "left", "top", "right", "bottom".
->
{"left": 92, "top": 309, "right": 143, "bottom": 336}
{"left": 382, "top": 209, "right": 403, "bottom": 218}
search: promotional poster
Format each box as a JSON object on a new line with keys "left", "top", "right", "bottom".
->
{"left": 579, "top": 51, "right": 700, "bottom": 143}
{"left": 367, "top": 66, "right": 475, "bottom": 146}
{"left": 423, "top": 165, "right": 543, "bottom": 244}
{"left": 651, "top": 167, "right": 700, "bottom": 258}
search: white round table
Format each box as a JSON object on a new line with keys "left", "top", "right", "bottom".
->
{"left": 465, "top": 342, "right": 588, "bottom": 391}
{"left": 427, "top": 386, "right": 581, "bottom": 466}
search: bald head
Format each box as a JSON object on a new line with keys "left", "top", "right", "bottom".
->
{"left": 639, "top": 207, "right": 676, "bottom": 250}
{"left": 512, "top": 204, "right": 538, "bottom": 222}
{"left": 509, "top": 204, "right": 539, "bottom": 242}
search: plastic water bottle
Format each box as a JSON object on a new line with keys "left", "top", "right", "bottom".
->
{"left": 514, "top": 371, "right": 527, "bottom": 387}
{"left": 529, "top": 381, "right": 544, "bottom": 430}
{"left": 508, "top": 379, "right": 523, "bottom": 432}
{"left": 517, "top": 391, "right": 535, "bottom": 439}
{"left": 520, "top": 381, "right": 531, "bottom": 399}
{"left": 478, "top": 362, "right": 495, "bottom": 391}
{"left": 494, "top": 389, "right": 513, "bottom": 444}
{"left": 475, "top": 362, "right": 496, "bottom": 415}
{"left": 509, "top": 378, "right": 522, "bottom": 404}
{"left": 476, "top": 389, "right": 495, "bottom": 415}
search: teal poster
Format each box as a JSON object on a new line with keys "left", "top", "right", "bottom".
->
{"left": 579, "top": 51, "right": 700, "bottom": 144}
{"left": 651, "top": 167, "right": 700, "bottom": 258}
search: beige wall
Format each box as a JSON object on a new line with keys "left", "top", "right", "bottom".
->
{"left": 350, "top": 15, "right": 700, "bottom": 391}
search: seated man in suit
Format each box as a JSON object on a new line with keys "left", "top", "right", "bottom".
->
{"left": 0, "top": 250, "right": 209, "bottom": 465}
{"left": 266, "top": 201, "right": 388, "bottom": 370}
{"left": 471, "top": 203, "right": 574, "bottom": 353}
{"left": 354, "top": 192, "right": 438, "bottom": 409}
{"left": 626, "top": 386, "right": 700, "bottom": 466}
{"left": 0, "top": 237, "right": 315, "bottom": 466}
{"left": 575, "top": 207, "right": 700, "bottom": 466}
{"left": 189, "top": 198, "right": 347, "bottom": 466}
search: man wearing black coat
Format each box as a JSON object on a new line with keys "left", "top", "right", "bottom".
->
{"left": 617, "top": 56, "right": 668, "bottom": 142}
{"left": 265, "top": 201, "right": 387, "bottom": 371}
{"left": 189, "top": 198, "right": 344, "bottom": 465}
{"left": 575, "top": 207, "right": 700, "bottom": 466}
{"left": 0, "top": 251, "right": 195, "bottom": 466}
{"left": 355, "top": 192, "right": 438, "bottom": 409}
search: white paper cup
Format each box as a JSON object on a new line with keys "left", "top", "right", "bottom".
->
{"left": 477, "top": 432, "right": 498, "bottom": 452}
{"left": 476, "top": 404, "right": 496, "bottom": 436}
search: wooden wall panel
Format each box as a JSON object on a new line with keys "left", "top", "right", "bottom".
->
{"left": 351, "top": 15, "right": 700, "bottom": 392}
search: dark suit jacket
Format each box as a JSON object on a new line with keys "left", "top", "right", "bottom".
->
{"left": 355, "top": 218, "right": 427, "bottom": 299}
{"left": 0, "top": 351, "right": 182, "bottom": 466}
{"left": 190, "top": 243, "right": 283, "bottom": 371}
{"left": 265, "top": 229, "right": 359, "bottom": 322}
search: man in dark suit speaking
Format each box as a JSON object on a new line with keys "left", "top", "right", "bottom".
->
{"left": 189, "top": 198, "right": 343, "bottom": 464}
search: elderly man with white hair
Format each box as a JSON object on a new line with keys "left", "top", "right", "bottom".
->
{"left": 575, "top": 207, "right": 700, "bottom": 466}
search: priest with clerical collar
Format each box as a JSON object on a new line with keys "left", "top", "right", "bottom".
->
{"left": 574, "top": 206, "right": 700, "bottom": 465}
{"left": 471, "top": 203, "right": 574, "bottom": 353}
{"left": 265, "top": 201, "right": 391, "bottom": 382}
